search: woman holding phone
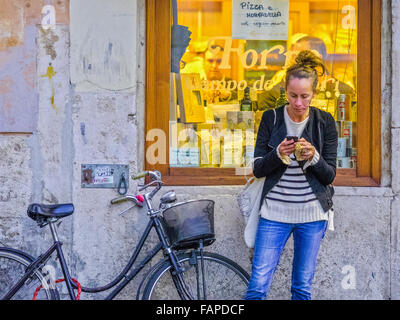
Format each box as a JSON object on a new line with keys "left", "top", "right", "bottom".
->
{"left": 244, "top": 50, "right": 338, "bottom": 300}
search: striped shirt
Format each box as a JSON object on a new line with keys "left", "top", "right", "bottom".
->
{"left": 260, "top": 106, "right": 329, "bottom": 224}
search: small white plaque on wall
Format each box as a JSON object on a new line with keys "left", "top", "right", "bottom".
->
{"left": 232, "top": 0, "right": 289, "bottom": 40}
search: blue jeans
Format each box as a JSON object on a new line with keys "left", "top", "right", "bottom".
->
{"left": 245, "top": 218, "right": 327, "bottom": 300}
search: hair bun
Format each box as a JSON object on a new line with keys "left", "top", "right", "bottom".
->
{"left": 295, "top": 50, "right": 319, "bottom": 68}
{"left": 285, "top": 49, "right": 327, "bottom": 90}
{"left": 293, "top": 50, "right": 325, "bottom": 76}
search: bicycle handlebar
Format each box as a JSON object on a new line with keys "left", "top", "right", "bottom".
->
{"left": 132, "top": 171, "right": 149, "bottom": 180}
{"left": 132, "top": 170, "right": 161, "bottom": 182}
{"left": 110, "top": 195, "right": 144, "bottom": 207}
{"left": 110, "top": 197, "right": 128, "bottom": 205}
{"left": 112, "top": 171, "right": 163, "bottom": 216}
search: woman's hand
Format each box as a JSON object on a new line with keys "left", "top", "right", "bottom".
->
{"left": 295, "top": 138, "right": 315, "bottom": 161}
{"left": 278, "top": 138, "right": 296, "bottom": 157}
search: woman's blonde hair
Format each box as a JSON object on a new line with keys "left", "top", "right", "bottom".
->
{"left": 285, "top": 50, "right": 326, "bottom": 92}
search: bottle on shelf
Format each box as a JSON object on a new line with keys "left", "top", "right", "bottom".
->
{"left": 350, "top": 96, "right": 357, "bottom": 122}
{"left": 337, "top": 94, "right": 346, "bottom": 121}
{"left": 240, "top": 87, "right": 252, "bottom": 111}
{"left": 275, "top": 87, "right": 288, "bottom": 109}
{"left": 250, "top": 87, "right": 258, "bottom": 111}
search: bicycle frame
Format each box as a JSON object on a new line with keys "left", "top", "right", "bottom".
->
{"left": 3, "top": 212, "right": 184, "bottom": 300}
{"left": 103, "top": 186, "right": 190, "bottom": 300}
{"left": 3, "top": 171, "right": 194, "bottom": 300}
{"left": 103, "top": 214, "right": 167, "bottom": 300}
{"left": 3, "top": 231, "right": 76, "bottom": 300}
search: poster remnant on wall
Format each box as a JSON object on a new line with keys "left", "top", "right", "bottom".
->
{"left": 70, "top": 0, "right": 137, "bottom": 92}
{"left": 232, "top": 0, "right": 289, "bottom": 40}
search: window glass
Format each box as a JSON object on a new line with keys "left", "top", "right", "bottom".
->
{"left": 170, "top": 0, "right": 357, "bottom": 170}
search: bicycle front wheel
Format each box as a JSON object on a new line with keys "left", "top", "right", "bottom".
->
{"left": 142, "top": 251, "right": 250, "bottom": 300}
{"left": 0, "top": 248, "right": 59, "bottom": 300}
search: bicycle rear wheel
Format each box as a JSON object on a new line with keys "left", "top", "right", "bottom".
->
{"left": 0, "top": 248, "right": 59, "bottom": 300}
{"left": 142, "top": 251, "right": 249, "bottom": 300}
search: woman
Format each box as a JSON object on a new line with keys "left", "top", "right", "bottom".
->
{"left": 244, "top": 50, "right": 337, "bottom": 300}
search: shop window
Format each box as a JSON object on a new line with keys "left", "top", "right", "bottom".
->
{"left": 146, "top": 0, "right": 381, "bottom": 186}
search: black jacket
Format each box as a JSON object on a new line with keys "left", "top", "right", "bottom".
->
{"left": 253, "top": 105, "right": 338, "bottom": 212}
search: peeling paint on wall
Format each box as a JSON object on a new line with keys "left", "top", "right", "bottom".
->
{"left": 0, "top": 76, "right": 14, "bottom": 110}
{"left": 0, "top": 0, "right": 25, "bottom": 51}
{"left": 24, "top": 0, "right": 70, "bottom": 26}
{"left": 0, "top": 25, "right": 38, "bottom": 132}
{"left": 0, "top": 0, "right": 70, "bottom": 132}
{"left": 40, "top": 27, "right": 59, "bottom": 60}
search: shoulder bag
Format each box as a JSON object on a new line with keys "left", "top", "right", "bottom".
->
{"left": 237, "top": 109, "right": 276, "bottom": 248}
{"left": 237, "top": 172, "right": 265, "bottom": 248}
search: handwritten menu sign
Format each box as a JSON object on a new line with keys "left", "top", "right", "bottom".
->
{"left": 232, "top": 0, "right": 289, "bottom": 40}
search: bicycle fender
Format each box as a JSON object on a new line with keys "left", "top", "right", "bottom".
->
{"left": 0, "top": 247, "right": 35, "bottom": 262}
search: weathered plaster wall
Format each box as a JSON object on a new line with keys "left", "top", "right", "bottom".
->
{"left": 0, "top": 0, "right": 69, "bottom": 132}
{"left": 0, "top": 0, "right": 397, "bottom": 300}
{"left": 70, "top": 0, "right": 137, "bottom": 92}
{"left": 0, "top": 0, "right": 145, "bottom": 300}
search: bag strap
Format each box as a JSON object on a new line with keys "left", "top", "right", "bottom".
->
{"left": 273, "top": 108, "right": 276, "bottom": 126}
{"left": 243, "top": 157, "right": 263, "bottom": 184}
{"left": 244, "top": 108, "right": 277, "bottom": 184}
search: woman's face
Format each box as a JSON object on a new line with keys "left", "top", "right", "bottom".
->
{"left": 286, "top": 76, "right": 315, "bottom": 121}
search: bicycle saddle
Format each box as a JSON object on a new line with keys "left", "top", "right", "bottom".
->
{"left": 27, "top": 203, "right": 74, "bottom": 223}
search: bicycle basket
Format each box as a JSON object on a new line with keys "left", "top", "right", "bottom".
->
{"left": 161, "top": 199, "right": 215, "bottom": 250}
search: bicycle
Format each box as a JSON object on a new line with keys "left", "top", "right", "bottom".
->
{"left": 0, "top": 170, "right": 250, "bottom": 300}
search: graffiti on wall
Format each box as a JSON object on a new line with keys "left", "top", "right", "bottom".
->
{"left": 70, "top": 0, "right": 137, "bottom": 92}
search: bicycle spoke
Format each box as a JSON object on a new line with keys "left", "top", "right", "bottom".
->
{"left": 143, "top": 252, "right": 249, "bottom": 300}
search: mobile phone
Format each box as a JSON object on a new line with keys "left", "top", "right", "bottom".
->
{"left": 286, "top": 136, "right": 298, "bottom": 143}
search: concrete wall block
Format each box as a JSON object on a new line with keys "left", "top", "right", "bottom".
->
{"left": 313, "top": 195, "right": 390, "bottom": 299}
{"left": 67, "top": 0, "right": 142, "bottom": 298}
{"left": 69, "top": 88, "right": 139, "bottom": 297}
{"left": 0, "top": 136, "right": 32, "bottom": 248}
{"left": 72, "top": 93, "right": 137, "bottom": 162}
{"left": 390, "top": 196, "right": 400, "bottom": 299}
{"left": 381, "top": 0, "right": 392, "bottom": 188}
{"left": 392, "top": 1, "right": 399, "bottom": 120}
{"left": 70, "top": 89, "right": 140, "bottom": 298}
{"left": 36, "top": 24, "right": 71, "bottom": 203}
{"left": 392, "top": 129, "right": 400, "bottom": 193}
{"left": 392, "top": 1, "right": 400, "bottom": 126}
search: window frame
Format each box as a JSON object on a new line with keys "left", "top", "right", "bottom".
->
{"left": 145, "top": 0, "right": 381, "bottom": 187}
